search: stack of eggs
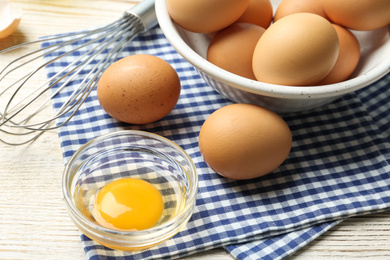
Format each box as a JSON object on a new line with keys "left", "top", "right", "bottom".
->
{"left": 167, "top": 0, "right": 390, "bottom": 86}
{"left": 166, "top": 0, "right": 389, "bottom": 181}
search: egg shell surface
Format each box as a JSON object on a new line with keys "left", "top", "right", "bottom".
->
{"left": 97, "top": 54, "right": 181, "bottom": 124}
{"left": 0, "top": 1, "right": 22, "bottom": 39}
{"left": 199, "top": 103, "right": 292, "bottom": 180}
{"left": 323, "top": 0, "right": 390, "bottom": 31}
{"left": 252, "top": 12, "right": 339, "bottom": 86}
{"left": 167, "top": 0, "right": 250, "bottom": 33}
{"left": 274, "top": 0, "right": 329, "bottom": 22}
{"left": 236, "top": 0, "right": 273, "bottom": 29}
{"left": 319, "top": 24, "right": 360, "bottom": 85}
{"left": 207, "top": 23, "right": 266, "bottom": 80}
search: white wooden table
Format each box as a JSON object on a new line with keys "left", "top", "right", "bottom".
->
{"left": 0, "top": 1, "right": 389, "bottom": 259}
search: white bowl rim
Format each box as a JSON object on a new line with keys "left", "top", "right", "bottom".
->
{"left": 155, "top": 0, "right": 390, "bottom": 100}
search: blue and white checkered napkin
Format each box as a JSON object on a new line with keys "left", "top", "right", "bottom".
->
{"left": 43, "top": 26, "right": 390, "bottom": 260}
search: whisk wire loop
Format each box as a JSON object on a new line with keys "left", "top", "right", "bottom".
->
{"left": 0, "top": 0, "right": 157, "bottom": 145}
{"left": 2, "top": 16, "right": 135, "bottom": 127}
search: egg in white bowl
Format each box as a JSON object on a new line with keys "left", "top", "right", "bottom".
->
{"left": 155, "top": 0, "right": 390, "bottom": 112}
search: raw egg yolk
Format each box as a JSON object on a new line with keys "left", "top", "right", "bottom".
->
{"left": 93, "top": 178, "right": 164, "bottom": 231}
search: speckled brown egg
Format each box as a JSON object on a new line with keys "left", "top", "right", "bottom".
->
{"left": 198, "top": 103, "right": 292, "bottom": 180}
{"left": 97, "top": 54, "right": 181, "bottom": 124}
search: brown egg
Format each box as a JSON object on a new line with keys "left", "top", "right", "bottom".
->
{"left": 319, "top": 24, "right": 360, "bottom": 85}
{"left": 199, "top": 103, "right": 292, "bottom": 180}
{"left": 167, "top": 0, "right": 250, "bottom": 33}
{"left": 252, "top": 13, "right": 339, "bottom": 86}
{"left": 207, "top": 23, "right": 266, "bottom": 80}
{"left": 236, "top": 0, "right": 273, "bottom": 29}
{"left": 97, "top": 54, "right": 181, "bottom": 124}
{"left": 323, "top": 0, "right": 390, "bottom": 31}
{"left": 0, "top": 1, "right": 22, "bottom": 39}
{"left": 274, "top": 0, "right": 329, "bottom": 22}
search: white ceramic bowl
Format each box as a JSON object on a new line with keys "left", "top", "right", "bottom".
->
{"left": 155, "top": 0, "right": 390, "bottom": 112}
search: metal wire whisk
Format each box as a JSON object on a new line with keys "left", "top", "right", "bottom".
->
{"left": 0, "top": 0, "right": 156, "bottom": 145}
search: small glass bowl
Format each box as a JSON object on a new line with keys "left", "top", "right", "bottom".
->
{"left": 62, "top": 130, "right": 198, "bottom": 251}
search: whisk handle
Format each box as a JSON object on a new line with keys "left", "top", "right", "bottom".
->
{"left": 125, "top": 0, "right": 157, "bottom": 32}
